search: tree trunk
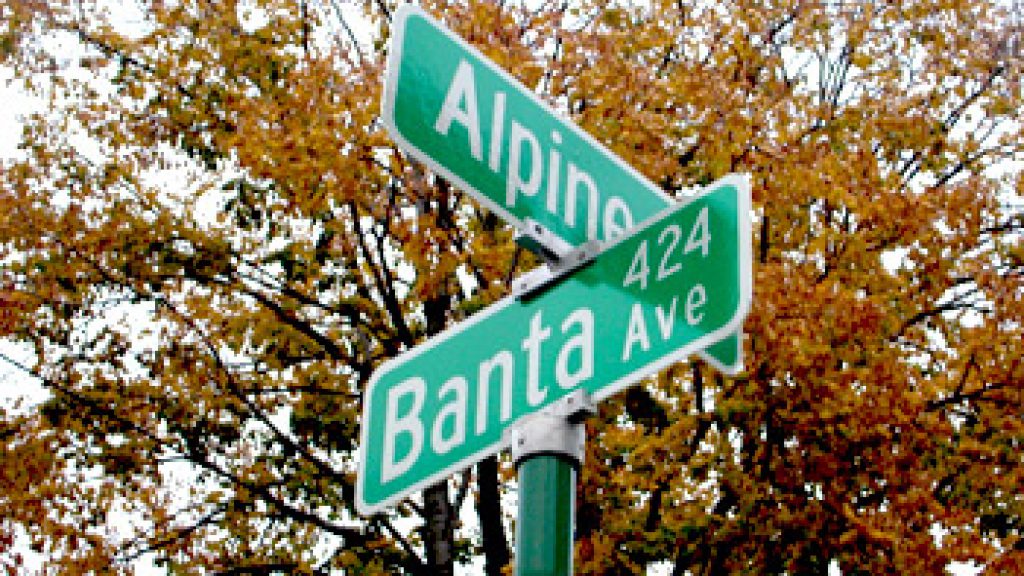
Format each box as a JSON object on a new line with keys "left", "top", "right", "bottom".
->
{"left": 423, "top": 480, "right": 455, "bottom": 575}
{"left": 476, "top": 455, "right": 511, "bottom": 576}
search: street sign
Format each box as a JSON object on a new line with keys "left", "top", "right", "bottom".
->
{"left": 356, "top": 175, "right": 751, "bottom": 515}
{"left": 381, "top": 4, "right": 668, "bottom": 246}
{"left": 380, "top": 4, "right": 743, "bottom": 372}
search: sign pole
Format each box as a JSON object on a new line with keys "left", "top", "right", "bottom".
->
{"left": 515, "top": 456, "right": 575, "bottom": 575}
{"left": 510, "top": 390, "right": 595, "bottom": 575}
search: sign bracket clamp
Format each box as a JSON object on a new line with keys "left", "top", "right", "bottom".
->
{"left": 507, "top": 389, "right": 596, "bottom": 467}
{"left": 512, "top": 218, "right": 602, "bottom": 301}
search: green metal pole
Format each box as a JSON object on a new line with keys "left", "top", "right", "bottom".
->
{"left": 516, "top": 455, "right": 576, "bottom": 575}
{"left": 512, "top": 390, "right": 594, "bottom": 576}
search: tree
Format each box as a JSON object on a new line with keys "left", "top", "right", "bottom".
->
{"left": 1, "top": 0, "right": 1021, "bottom": 574}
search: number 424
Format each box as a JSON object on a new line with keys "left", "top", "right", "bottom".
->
{"left": 622, "top": 205, "right": 711, "bottom": 291}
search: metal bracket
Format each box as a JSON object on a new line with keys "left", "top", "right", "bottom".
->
{"left": 507, "top": 389, "right": 596, "bottom": 469}
{"left": 512, "top": 238, "right": 602, "bottom": 301}
{"left": 514, "top": 218, "right": 574, "bottom": 264}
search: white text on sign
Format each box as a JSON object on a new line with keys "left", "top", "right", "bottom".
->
{"left": 433, "top": 59, "right": 635, "bottom": 243}
{"left": 380, "top": 211, "right": 713, "bottom": 484}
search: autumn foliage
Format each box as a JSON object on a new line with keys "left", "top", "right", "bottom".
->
{"left": 1, "top": 0, "right": 1022, "bottom": 574}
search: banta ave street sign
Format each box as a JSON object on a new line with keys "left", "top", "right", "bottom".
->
{"left": 379, "top": 4, "right": 743, "bottom": 374}
{"left": 357, "top": 175, "right": 752, "bottom": 515}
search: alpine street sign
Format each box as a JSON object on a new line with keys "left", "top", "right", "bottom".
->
{"left": 381, "top": 4, "right": 667, "bottom": 247}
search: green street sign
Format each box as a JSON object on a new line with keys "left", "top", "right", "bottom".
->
{"left": 380, "top": 5, "right": 743, "bottom": 373}
{"left": 357, "top": 175, "right": 751, "bottom": 515}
